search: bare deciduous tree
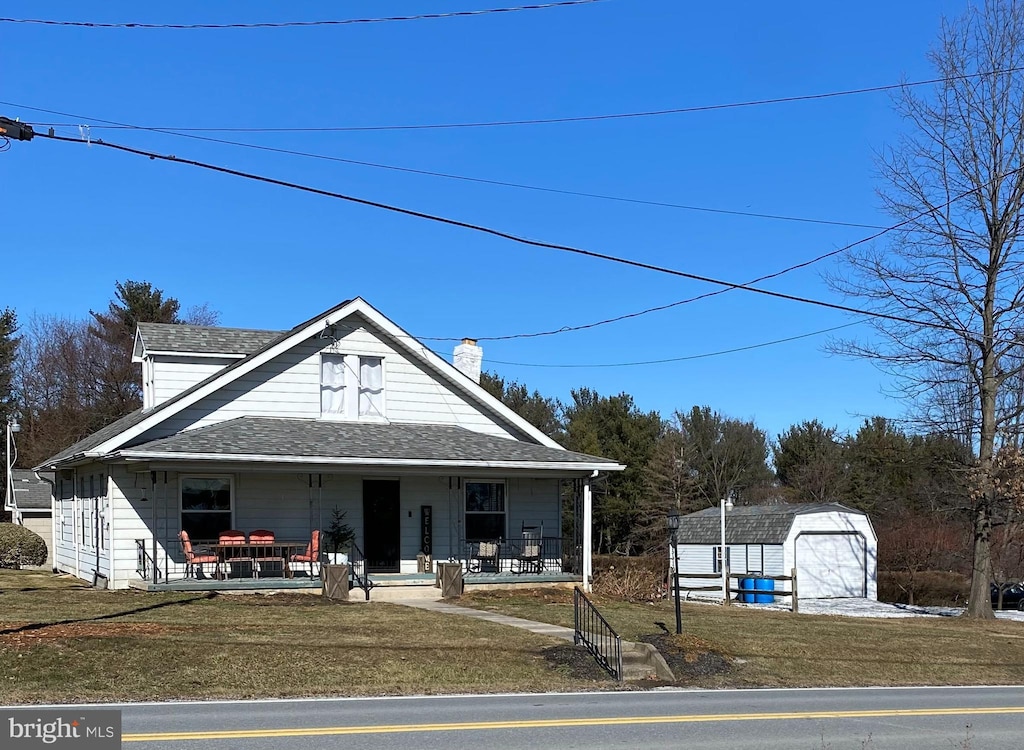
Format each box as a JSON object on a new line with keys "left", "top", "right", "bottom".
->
{"left": 830, "top": 0, "right": 1024, "bottom": 618}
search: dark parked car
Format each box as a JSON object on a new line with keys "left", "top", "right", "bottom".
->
{"left": 991, "top": 582, "right": 1024, "bottom": 610}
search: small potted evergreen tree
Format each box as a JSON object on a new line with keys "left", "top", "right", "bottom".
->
{"left": 325, "top": 507, "right": 355, "bottom": 565}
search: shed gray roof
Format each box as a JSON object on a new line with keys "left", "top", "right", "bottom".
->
{"left": 137, "top": 322, "right": 281, "bottom": 356}
{"left": 676, "top": 503, "right": 866, "bottom": 545}
{"left": 116, "top": 417, "right": 620, "bottom": 470}
{"left": 10, "top": 469, "right": 54, "bottom": 511}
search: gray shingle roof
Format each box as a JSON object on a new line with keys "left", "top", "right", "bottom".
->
{"left": 118, "top": 417, "right": 620, "bottom": 469}
{"left": 137, "top": 322, "right": 282, "bottom": 356}
{"left": 676, "top": 503, "right": 866, "bottom": 545}
{"left": 10, "top": 469, "right": 54, "bottom": 510}
{"left": 41, "top": 409, "right": 151, "bottom": 466}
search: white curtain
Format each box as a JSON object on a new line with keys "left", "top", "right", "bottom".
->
{"left": 321, "top": 356, "right": 346, "bottom": 415}
{"left": 359, "top": 357, "right": 383, "bottom": 416}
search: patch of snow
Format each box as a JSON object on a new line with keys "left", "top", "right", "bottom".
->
{"left": 734, "top": 596, "right": 1024, "bottom": 621}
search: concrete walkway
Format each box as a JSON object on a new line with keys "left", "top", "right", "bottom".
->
{"left": 393, "top": 598, "right": 576, "bottom": 642}
{"left": 393, "top": 598, "right": 676, "bottom": 681}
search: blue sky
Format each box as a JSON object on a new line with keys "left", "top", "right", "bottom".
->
{"left": 1, "top": 1, "right": 971, "bottom": 443}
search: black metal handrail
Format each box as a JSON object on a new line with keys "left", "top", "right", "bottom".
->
{"left": 573, "top": 586, "right": 623, "bottom": 681}
{"left": 135, "top": 539, "right": 161, "bottom": 582}
{"left": 348, "top": 543, "right": 375, "bottom": 601}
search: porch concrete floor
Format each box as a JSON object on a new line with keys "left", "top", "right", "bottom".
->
{"left": 129, "top": 571, "right": 580, "bottom": 593}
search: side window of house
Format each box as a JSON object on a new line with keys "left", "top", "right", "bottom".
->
{"left": 79, "top": 476, "right": 87, "bottom": 548}
{"left": 180, "top": 476, "right": 232, "bottom": 541}
{"left": 321, "top": 353, "right": 385, "bottom": 419}
{"left": 89, "top": 475, "right": 97, "bottom": 549}
{"left": 465, "top": 481, "right": 506, "bottom": 541}
{"left": 98, "top": 473, "right": 106, "bottom": 551}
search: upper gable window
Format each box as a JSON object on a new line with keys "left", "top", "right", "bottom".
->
{"left": 321, "top": 355, "right": 347, "bottom": 415}
{"left": 321, "top": 353, "right": 385, "bottom": 419}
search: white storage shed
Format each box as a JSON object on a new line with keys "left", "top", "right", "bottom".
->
{"left": 672, "top": 503, "right": 877, "bottom": 601}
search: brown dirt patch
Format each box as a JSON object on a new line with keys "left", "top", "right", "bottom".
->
{"left": 541, "top": 644, "right": 617, "bottom": 682}
{"left": 0, "top": 622, "right": 183, "bottom": 649}
{"left": 638, "top": 633, "right": 732, "bottom": 682}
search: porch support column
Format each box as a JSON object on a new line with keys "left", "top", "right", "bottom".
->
{"left": 583, "top": 473, "right": 594, "bottom": 593}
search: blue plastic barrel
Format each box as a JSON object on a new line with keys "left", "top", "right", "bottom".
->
{"left": 754, "top": 576, "right": 775, "bottom": 603}
{"left": 740, "top": 576, "right": 755, "bottom": 603}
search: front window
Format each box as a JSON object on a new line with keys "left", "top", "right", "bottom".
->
{"left": 465, "top": 481, "right": 506, "bottom": 541}
{"left": 181, "top": 476, "right": 232, "bottom": 540}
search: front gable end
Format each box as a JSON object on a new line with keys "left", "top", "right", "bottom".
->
{"left": 89, "top": 298, "right": 555, "bottom": 458}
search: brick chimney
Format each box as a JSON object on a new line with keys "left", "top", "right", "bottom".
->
{"left": 453, "top": 338, "right": 483, "bottom": 383}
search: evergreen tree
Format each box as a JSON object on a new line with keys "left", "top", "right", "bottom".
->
{"left": 563, "top": 388, "right": 662, "bottom": 554}
{"left": 774, "top": 420, "right": 846, "bottom": 503}
{"left": 479, "top": 372, "right": 564, "bottom": 442}
{"left": 87, "top": 280, "right": 183, "bottom": 423}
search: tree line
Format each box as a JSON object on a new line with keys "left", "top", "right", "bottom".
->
{"left": 482, "top": 373, "right": 1024, "bottom": 589}
{"left": 0, "top": 279, "right": 1021, "bottom": 605}
{"left": 0, "top": 281, "right": 217, "bottom": 480}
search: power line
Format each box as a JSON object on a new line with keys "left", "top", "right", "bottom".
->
{"left": 473, "top": 321, "right": 863, "bottom": 368}
{"left": 2, "top": 101, "right": 884, "bottom": 231}
{"left": 0, "top": 1, "right": 602, "bottom": 29}
{"left": 420, "top": 163, "right": 1024, "bottom": 342}
{"left": 22, "top": 129, "right": 973, "bottom": 336}
{"left": 17, "top": 66, "right": 1024, "bottom": 132}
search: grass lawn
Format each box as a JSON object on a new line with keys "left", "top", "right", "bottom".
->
{"left": 5, "top": 570, "right": 1023, "bottom": 704}
{"left": 0, "top": 570, "right": 599, "bottom": 704}
{"left": 460, "top": 589, "right": 1024, "bottom": 688}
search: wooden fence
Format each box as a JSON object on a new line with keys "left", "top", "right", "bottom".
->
{"left": 672, "top": 568, "right": 799, "bottom": 613}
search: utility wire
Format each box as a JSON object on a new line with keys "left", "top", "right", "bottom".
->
{"left": 472, "top": 322, "right": 863, "bottom": 368}
{"left": 0, "top": 1, "right": 602, "bottom": 29}
{"left": 18, "top": 65, "right": 1024, "bottom": 132}
{"left": 3, "top": 100, "right": 884, "bottom": 230}
{"left": 418, "top": 161, "right": 1024, "bottom": 342}
{"left": 26, "top": 129, "right": 980, "bottom": 336}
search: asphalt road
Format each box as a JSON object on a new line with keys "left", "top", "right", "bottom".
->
{"left": 33, "top": 686, "right": 1024, "bottom": 749}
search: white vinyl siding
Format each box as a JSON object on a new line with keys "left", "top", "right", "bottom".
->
{"left": 150, "top": 357, "right": 236, "bottom": 407}
{"left": 51, "top": 465, "right": 111, "bottom": 584}
{"left": 144, "top": 317, "right": 527, "bottom": 441}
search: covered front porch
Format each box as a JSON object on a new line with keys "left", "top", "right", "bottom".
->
{"left": 127, "top": 464, "right": 593, "bottom": 595}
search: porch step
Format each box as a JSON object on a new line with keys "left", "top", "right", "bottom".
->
{"left": 620, "top": 640, "right": 675, "bottom": 682}
{"left": 354, "top": 577, "right": 440, "bottom": 602}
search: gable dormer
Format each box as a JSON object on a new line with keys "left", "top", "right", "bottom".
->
{"left": 132, "top": 323, "right": 282, "bottom": 409}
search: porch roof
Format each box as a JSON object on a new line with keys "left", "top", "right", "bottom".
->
{"left": 10, "top": 470, "right": 54, "bottom": 510}
{"left": 113, "top": 416, "right": 625, "bottom": 472}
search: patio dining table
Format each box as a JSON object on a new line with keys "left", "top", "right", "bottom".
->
{"left": 212, "top": 541, "right": 312, "bottom": 579}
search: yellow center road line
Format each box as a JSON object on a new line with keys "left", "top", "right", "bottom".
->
{"left": 123, "top": 706, "right": 1024, "bottom": 742}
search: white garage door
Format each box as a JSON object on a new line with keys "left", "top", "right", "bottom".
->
{"left": 795, "top": 533, "right": 866, "bottom": 598}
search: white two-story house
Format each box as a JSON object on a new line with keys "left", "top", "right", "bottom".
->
{"left": 37, "top": 298, "right": 622, "bottom": 591}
